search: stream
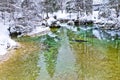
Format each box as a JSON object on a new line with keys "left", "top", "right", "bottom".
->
{"left": 0, "top": 25, "right": 120, "bottom": 80}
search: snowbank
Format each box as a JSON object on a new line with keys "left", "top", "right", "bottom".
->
{"left": 54, "top": 10, "right": 69, "bottom": 20}
{"left": 93, "top": 0, "right": 103, "bottom": 4}
{"left": 27, "top": 26, "right": 50, "bottom": 36}
{"left": 54, "top": 10, "right": 77, "bottom": 20}
{"left": 47, "top": 10, "right": 114, "bottom": 25}
{"left": 54, "top": 10, "right": 98, "bottom": 22}
{"left": 0, "top": 22, "right": 17, "bottom": 55}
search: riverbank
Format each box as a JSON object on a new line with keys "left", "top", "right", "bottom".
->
{"left": 0, "top": 36, "right": 41, "bottom": 80}
{"left": 0, "top": 22, "right": 19, "bottom": 56}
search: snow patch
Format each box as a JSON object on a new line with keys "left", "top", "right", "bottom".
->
{"left": 0, "top": 22, "right": 17, "bottom": 55}
{"left": 93, "top": 0, "right": 103, "bottom": 4}
{"left": 47, "top": 17, "right": 56, "bottom": 26}
{"left": 54, "top": 10, "right": 77, "bottom": 20}
{"left": 27, "top": 26, "right": 50, "bottom": 36}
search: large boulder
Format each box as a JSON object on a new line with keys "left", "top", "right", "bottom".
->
{"left": 8, "top": 24, "right": 33, "bottom": 37}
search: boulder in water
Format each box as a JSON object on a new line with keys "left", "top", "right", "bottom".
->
{"left": 67, "top": 20, "right": 74, "bottom": 26}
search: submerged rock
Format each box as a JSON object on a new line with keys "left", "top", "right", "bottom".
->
{"left": 72, "top": 39, "right": 87, "bottom": 43}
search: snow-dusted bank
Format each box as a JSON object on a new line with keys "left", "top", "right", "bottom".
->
{"left": 0, "top": 22, "right": 18, "bottom": 55}
{"left": 27, "top": 26, "right": 50, "bottom": 37}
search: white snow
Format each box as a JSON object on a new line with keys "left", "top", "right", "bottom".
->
{"left": 54, "top": 10, "right": 69, "bottom": 20}
{"left": 0, "top": 22, "right": 17, "bottom": 55}
{"left": 54, "top": 10, "right": 100, "bottom": 22}
{"left": 80, "top": 14, "right": 93, "bottom": 21}
{"left": 93, "top": 0, "right": 103, "bottom": 4}
{"left": 92, "top": 10, "right": 116, "bottom": 24}
{"left": 54, "top": 9, "right": 118, "bottom": 26}
{"left": 54, "top": 10, "right": 77, "bottom": 20}
{"left": 27, "top": 26, "right": 50, "bottom": 36}
{"left": 92, "top": 11, "right": 99, "bottom": 21}
{"left": 95, "top": 18, "right": 115, "bottom": 24}
{"left": 47, "top": 17, "right": 56, "bottom": 26}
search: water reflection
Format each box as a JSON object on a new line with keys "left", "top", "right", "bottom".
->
{"left": 68, "top": 28, "right": 120, "bottom": 80}
{"left": 0, "top": 25, "right": 120, "bottom": 80}
{"left": 92, "top": 25, "right": 120, "bottom": 40}
{"left": 38, "top": 30, "right": 61, "bottom": 79}
{"left": 38, "top": 26, "right": 120, "bottom": 80}
{"left": 38, "top": 28, "right": 76, "bottom": 80}
{"left": 54, "top": 29, "right": 76, "bottom": 79}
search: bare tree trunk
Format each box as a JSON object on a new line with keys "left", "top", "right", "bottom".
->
{"left": 47, "top": 12, "right": 49, "bottom": 18}
{"left": 116, "top": 4, "right": 119, "bottom": 17}
{"left": 3, "top": 12, "right": 5, "bottom": 25}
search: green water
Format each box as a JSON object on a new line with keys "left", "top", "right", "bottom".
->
{"left": 0, "top": 27, "right": 120, "bottom": 80}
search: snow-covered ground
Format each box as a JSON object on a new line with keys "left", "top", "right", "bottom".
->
{"left": 53, "top": 9, "right": 120, "bottom": 26}
{"left": 0, "top": 22, "right": 17, "bottom": 55}
{"left": 54, "top": 10, "right": 77, "bottom": 20}
{"left": 53, "top": 10, "right": 102, "bottom": 23}
{"left": 93, "top": 0, "right": 103, "bottom": 4}
{"left": 27, "top": 26, "right": 50, "bottom": 37}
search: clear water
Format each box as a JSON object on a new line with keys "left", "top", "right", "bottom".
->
{"left": 0, "top": 26, "right": 120, "bottom": 80}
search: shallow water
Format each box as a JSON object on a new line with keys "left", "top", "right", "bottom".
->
{"left": 0, "top": 27, "right": 120, "bottom": 80}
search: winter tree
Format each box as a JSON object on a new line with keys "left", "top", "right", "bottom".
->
{"left": 39, "top": 0, "right": 60, "bottom": 18}
{"left": 65, "top": 0, "right": 76, "bottom": 19}
{"left": 74, "top": 0, "right": 84, "bottom": 17}
{"left": 109, "top": 0, "right": 120, "bottom": 17}
{"left": 0, "top": 0, "right": 16, "bottom": 23}
{"left": 85, "top": 0, "right": 93, "bottom": 15}
{"left": 57, "top": 0, "right": 70, "bottom": 13}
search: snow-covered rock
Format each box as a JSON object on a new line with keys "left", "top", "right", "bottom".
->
{"left": 0, "top": 22, "right": 17, "bottom": 55}
{"left": 47, "top": 17, "right": 57, "bottom": 26}
{"left": 67, "top": 20, "right": 74, "bottom": 26}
